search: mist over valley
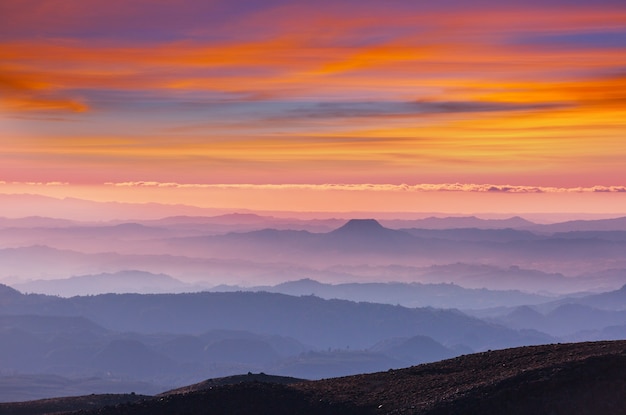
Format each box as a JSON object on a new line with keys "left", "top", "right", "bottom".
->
{"left": 1, "top": 206, "right": 626, "bottom": 408}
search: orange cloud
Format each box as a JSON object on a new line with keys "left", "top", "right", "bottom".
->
{"left": 0, "top": 71, "right": 87, "bottom": 112}
{"left": 2, "top": 37, "right": 622, "bottom": 114}
{"left": 1, "top": 4, "right": 624, "bottom": 112}
{"left": 2, "top": 2, "right": 625, "bottom": 194}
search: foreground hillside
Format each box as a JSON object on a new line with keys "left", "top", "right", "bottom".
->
{"left": 3, "top": 340, "right": 625, "bottom": 415}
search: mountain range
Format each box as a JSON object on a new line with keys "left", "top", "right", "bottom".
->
{"left": 2, "top": 209, "right": 626, "bottom": 404}
{"left": 4, "top": 216, "right": 626, "bottom": 292}
{"left": 3, "top": 279, "right": 626, "bottom": 401}
{"left": 0, "top": 282, "right": 565, "bottom": 400}
{"left": 13, "top": 270, "right": 557, "bottom": 309}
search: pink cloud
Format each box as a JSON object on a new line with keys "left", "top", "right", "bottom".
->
{"left": 103, "top": 182, "right": 626, "bottom": 193}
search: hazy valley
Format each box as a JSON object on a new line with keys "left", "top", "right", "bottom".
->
{"left": 1, "top": 203, "right": 626, "bottom": 409}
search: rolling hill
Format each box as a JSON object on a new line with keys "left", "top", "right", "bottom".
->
{"left": 2, "top": 340, "right": 624, "bottom": 415}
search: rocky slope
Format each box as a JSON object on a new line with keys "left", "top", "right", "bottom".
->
{"left": 1, "top": 340, "right": 624, "bottom": 415}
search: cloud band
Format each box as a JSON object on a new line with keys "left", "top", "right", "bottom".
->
{"left": 102, "top": 182, "right": 626, "bottom": 193}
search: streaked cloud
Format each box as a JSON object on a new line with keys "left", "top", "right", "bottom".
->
{"left": 2, "top": 4, "right": 625, "bottom": 113}
{"left": 103, "top": 182, "right": 626, "bottom": 194}
{"left": 1, "top": 0, "right": 625, "bottom": 210}
{"left": 0, "top": 181, "right": 69, "bottom": 186}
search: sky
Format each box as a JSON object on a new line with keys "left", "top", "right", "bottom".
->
{"left": 1, "top": 0, "right": 626, "bottom": 216}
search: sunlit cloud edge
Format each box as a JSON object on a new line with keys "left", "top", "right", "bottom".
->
{"left": 102, "top": 182, "right": 626, "bottom": 193}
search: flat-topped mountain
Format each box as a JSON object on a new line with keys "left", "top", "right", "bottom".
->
{"left": 322, "top": 219, "right": 416, "bottom": 254}
{"left": 332, "top": 219, "right": 387, "bottom": 233}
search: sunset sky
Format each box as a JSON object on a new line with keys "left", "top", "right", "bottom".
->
{"left": 2, "top": 0, "right": 626, "bottom": 216}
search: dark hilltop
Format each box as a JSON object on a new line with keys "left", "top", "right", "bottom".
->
{"left": 2, "top": 340, "right": 624, "bottom": 415}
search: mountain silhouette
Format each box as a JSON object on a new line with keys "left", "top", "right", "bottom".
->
{"left": 567, "top": 283, "right": 626, "bottom": 310}
{"left": 0, "top": 290, "right": 550, "bottom": 352}
{"left": 0, "top": 283, "right": 22, "bottom": 300}
{"left": 13, "top": 270, "right": 191, "bottom": 296}
{"left": 324, "top": 219, "right": 416, "bottom": 252}
{"left": 252, "top": 278, "right": 551, "bottom": 309}
{"left": 332, "top": 218, "right": 386, "bottom": 233}
{"left": 383, "top": 215, "right": 536, "bottom": 230}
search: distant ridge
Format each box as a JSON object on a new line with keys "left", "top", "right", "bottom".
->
{"left": 146, "top": 213, "right": 273, "bottom": 225}
{"left": 245, "top": 278, "right": 552, "bottom": 309}
{"left": 0, "top": 194, "right": 229, "bottom": 221}
{"left": 381, "top": 215, "right": 535, "bottom": 230}
{"left": 532, "top": 216, "right": 626, "bottom": 232}
{"left": 12, "top": 270, "right": 193, "bottom": 297}
{"left": 0, "top": 216, "right": 79, "bottom": 228}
